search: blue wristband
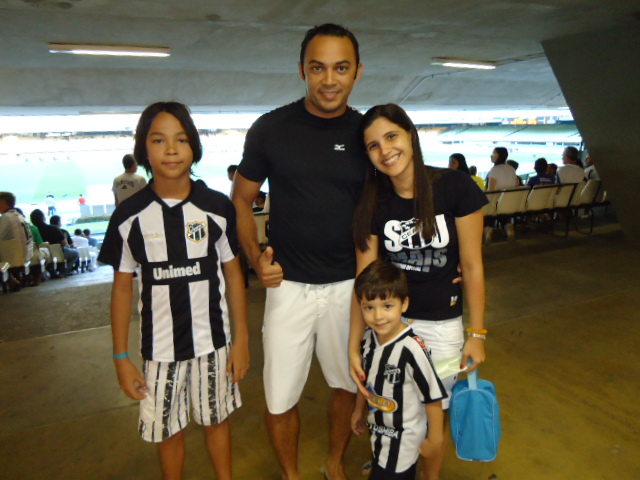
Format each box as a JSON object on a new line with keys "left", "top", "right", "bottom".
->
{"left": 112, "top": 352, "right": 129, "bottom": 359}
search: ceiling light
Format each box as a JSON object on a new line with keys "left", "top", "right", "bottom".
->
{"left": 48, "top": 43, "right": 170, "bottom": 58}
{"left": 431, "top": 57, "right": 497, "bottom": 70}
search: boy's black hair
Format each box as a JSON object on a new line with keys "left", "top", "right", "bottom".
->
{"left": 122, "top": 153, "right": 136, "bottom": 170}
{"left": 299, "top": 23, "right": 360, "bottom": 66}
{"left": 134, "top": 102, "right": 202, "bottom": 176}
{"left": 355, "top": 259, "right": 409, "bottom": 302}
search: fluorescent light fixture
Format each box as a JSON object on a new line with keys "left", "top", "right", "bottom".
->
{"left": 431, "top": 57, "right": 497, "bottom": 70}
{"left": 48, "top": 43, "right": 170, "bottom": 58}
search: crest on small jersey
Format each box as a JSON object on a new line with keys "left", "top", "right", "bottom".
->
{"left": 384, "top": 364, "right": 401, "bottom": 384}
{"left": 186, "top": 221, "right": 207, "bottom": 242}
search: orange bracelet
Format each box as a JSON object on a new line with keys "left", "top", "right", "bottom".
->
{"left": 466, "top": 328, "right": 488, "bottom": 335}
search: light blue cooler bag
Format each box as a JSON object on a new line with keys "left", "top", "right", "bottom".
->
{"left": 449, "top": 368, "right": 501, "bottom": 461}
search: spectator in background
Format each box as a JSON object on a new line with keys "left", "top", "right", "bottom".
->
{"left": 30, "top": 209, "right": 78, "bottom": 277}
{"left": 486, "top": 147, "right": 518, "bottom": 191}
{"left": 50, "top": 215, "right": 73, "bottom": 247}
{"left": 45, "top": 193, "right": 56, "bottom": 217}
{"left": 112, "top": 154, "right": 147, "bottom": 206}
{"left": 557, "top": 146, "right": 586, "bottom": 184}
{"left": 584, "top": 154, "right": 600, "bottom": 180}
{"left": 71, "top": 228, "right": 90, "bottom": 248}
{"left": 527, "top": 158, "right": 556, "bottom": 187}
{"left": 547, "top": 162, "right": 558, "bottom": 179}
{"left": 469, "top": 166, "right": 486, "bottom": 190}
{"left": 507, "top": 159, "right": 524, "bottom": 185}
{"left": 0, "top": 192, "right": 34, "bottom": 290}
{"left": 227, "top": 164, "right": 238, "bottom": 181}
{"left": 448, "top": 153, "right": 470, "bottom": 174}
{"left": 83, "top": 228, "right": 99, "bottom": 247}
{"left": 78, "top": 194, "right": 86, "bottom": 205}
{"left": 253, "top": 191, "right": 267, "bottom": 212}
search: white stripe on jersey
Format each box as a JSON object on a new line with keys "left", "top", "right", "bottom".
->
{"left": 362, "top": 327, "right": 446, "bottom": 474}
{"left": 139, "top": 202, "right": 168, "bottom": 263}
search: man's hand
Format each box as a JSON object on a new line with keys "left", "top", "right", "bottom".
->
{"left": 255, "top": 246, "right": 283, "bottom": 288}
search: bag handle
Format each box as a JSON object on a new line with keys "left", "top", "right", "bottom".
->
{"left": 468, "top": 367, "right": 478, "bottom": 390}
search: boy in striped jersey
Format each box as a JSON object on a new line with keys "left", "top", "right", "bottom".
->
{"left": 99, "top": 102, "right": 249, "bottom": 480}
{"left": 351, "top": 260, "right": 445, "bottom": 479}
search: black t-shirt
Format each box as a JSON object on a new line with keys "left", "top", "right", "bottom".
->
{"left": 36, "top": 223, "right": 65, "bottom": 245}
{"left": 372, "top": 169, "right": 488, "bottom": 320}
{"left": 238, "top": 98, "right": 368, "bottom": 284}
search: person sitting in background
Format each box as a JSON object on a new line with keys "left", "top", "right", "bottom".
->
{"left": 83, "top": 228, "right": 99, "bottom": 247}
{"left": 50, "top": 215, "right": 74, "bottom": 247}
{"left": 112, "top": 154, "right": 147, "bottom": 207}
{"left": 547, "top": 162, "right": 558, "bottom": 180}
{"left": 557, "top": 146, "right": 586, "bottom": 184}
{"left": 0, "top": 192, "right": 34, "bottom": 290}
{"left": 449, "top": 153, "right": 470, "bottom": 174}
{"left": 253, "top": 191, "right": 267, "bottom": 212}
{"left": 71, "top": 229, "right": 89, "bottom": 248}
{"left": 507, "top": 159, "right": 524, "bottom": 185}
{"left": 30, "top": 209, "right": 78, "bottom": 277}
{"left": 584, "top": 154, "right": 600, "bottom": 180}
{"left": 486, "top": 147, "right": 519, "bottom": 191}
{"left": 469, "top": 166, "right": 486, "bottom": 190}
{"left": 527, "top": 158, "right": 556, "bottom": 187}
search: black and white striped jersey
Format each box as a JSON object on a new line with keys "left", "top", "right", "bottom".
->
{"left": 99, "top": 180, "right": 239, "bottom": 362}
{"left": 361, "top": 327, "right": 446, "bottom": 474}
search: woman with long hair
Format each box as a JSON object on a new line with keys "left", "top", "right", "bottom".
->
{"left": 350, "top": 104, "right": 488, "bottom": 480}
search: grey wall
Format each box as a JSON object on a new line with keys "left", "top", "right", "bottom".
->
{"left": 543, "top": 22, "right": 640, "bottom": 245}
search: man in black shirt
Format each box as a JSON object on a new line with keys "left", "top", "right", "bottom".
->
{"left": 233, "top": 24, "right": 367, "bottom": 480}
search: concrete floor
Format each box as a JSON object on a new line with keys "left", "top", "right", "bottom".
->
{"left": 1, "top": 215, "right": 639, "bottom": 480}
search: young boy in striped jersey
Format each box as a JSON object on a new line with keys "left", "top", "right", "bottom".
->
{"left": 99, "top": 102, "right": 249, "bottom": 480}
{"left": 351, "top": 259, "right": 445, "bottom": 479}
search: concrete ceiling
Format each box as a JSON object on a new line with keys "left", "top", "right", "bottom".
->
{"left": 0, "top": 0, "right": 638, "bottom": 116}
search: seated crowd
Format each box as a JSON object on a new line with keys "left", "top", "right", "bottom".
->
{"left": 448, "top": 146, "right": 602, "bottom": 244}
{"left": 0, "top": 191, "right": 100, "bottom": 292}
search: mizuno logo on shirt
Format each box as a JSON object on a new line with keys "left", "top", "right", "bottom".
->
{"left": 153, "top": 262, "right": 202, "bottom": 280}
{"left": 334, "top": 144, "right": 345, "bottom": 151}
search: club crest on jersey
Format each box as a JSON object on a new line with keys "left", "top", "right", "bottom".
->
{"left": 384, "top": 364, "right": 401, "bottom": 384}
{"left": 186, "top": 221, "right": 207, "bottom": 242}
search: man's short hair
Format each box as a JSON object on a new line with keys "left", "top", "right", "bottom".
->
{"left": 355, "top": 259, "right": 409, "bottom": 302}
{"left": 227, "top": 165, "right": 238, "bottom": 175}
{"left": 0, "top": 191, "right": 16, "bottom": 208}
{"left": 50, "top": 215, "right": 61, "bottom": 226}
{"left": 83, "top": 229, "right": 91, "bottom": 236}
{"left": 300, "top": 23, "right": 360, "bottom": 66}
{"left": 122, "top": 154, "right": 136, "bottom": 170}
{"left": 74, "top": 228, "right": 83, "bottom": 235}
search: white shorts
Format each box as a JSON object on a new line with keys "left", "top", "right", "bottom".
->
{"left": 263, "top": 279, "right": 356, "bottom": 414}
{"left": 138, "top": 346, "right": 241, "bottom": 443}
{"left": 403, "top": 316, "right": 464, "bottom": 410}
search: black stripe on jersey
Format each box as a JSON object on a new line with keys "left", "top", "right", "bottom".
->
{"left": 162, "top": 362, "right": 178, "bottom": 440}
{"left": 406, "top": 352, "right": 445, "bottom": 403}
{"left": 385, "top": 349, "right": 409, "bottom": 472}
{"left": 372, "top": 344, "right": 393, "bottom": 464}
{"left": 207, "top": 216, "right": 226, "bottom": 350}
{"left": 127, "top": 217, "right": 154, "bottom": 360}
{"left": 164, "top": 206, "right": 195, "bottom": 360}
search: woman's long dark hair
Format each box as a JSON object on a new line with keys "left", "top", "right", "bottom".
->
{"left": 450, "top": 153, "right": 470, "bottom": 174}
{"left": 353, "top": 103, "right": 437, "bottom": 252}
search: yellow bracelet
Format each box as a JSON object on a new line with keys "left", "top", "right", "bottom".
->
{"left": 466, "top": 328, "right": 488, "bottom": 335}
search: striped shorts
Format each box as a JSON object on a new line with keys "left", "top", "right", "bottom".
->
{"left": 138, "top": 345, "right": 242, "bottom": 443}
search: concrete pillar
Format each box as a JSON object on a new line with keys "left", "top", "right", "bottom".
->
{"left": 542, "top": 22, "right": 640, "bottom": 245}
